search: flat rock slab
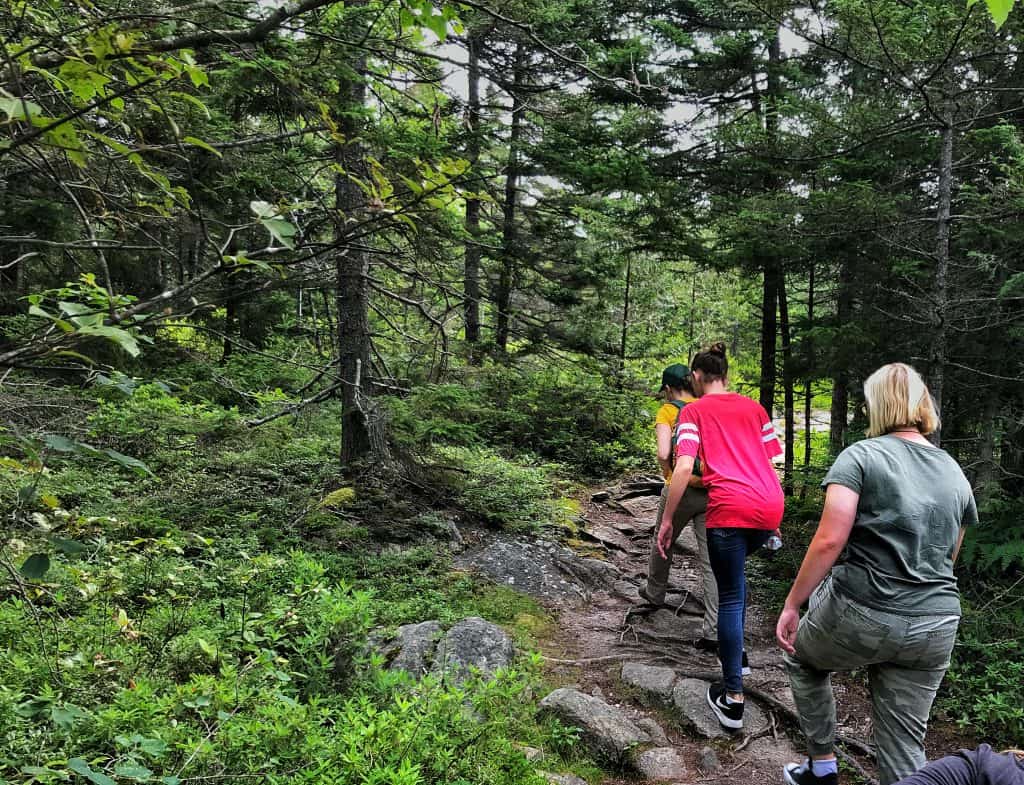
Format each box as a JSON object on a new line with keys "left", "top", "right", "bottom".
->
{"left": 455, "top": 534, "right": 619, "bottom": 603}
{"left": 433, "top": 616, "right": 515, "bottom": 683}
{"left": 539, "top": 688, "right": 650, "bottom": 764}
{"left": 671, "top": 678, "right": 769, "bottom": 739}
{"left": 621, "top": 663, "right": 679, "bottom": 705}
{"left": 634, "top": 747, "right": 689, "bottom": 781}
{"left": 636, "top": 717, "right": 671, "bottom": 746}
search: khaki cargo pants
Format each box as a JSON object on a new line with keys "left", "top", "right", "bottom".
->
{"left": 644, "top": 484, "right": 718, "bottom": 641}
{"left": 784, "top": 578, "right": 959, "bottom": 785}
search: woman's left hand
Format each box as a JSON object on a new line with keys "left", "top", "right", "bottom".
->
{"left": 776, "top": 606, "right": 800, "bottom": 655}
{"left": 657, "top": 519, "right": 674, "bottom": 559}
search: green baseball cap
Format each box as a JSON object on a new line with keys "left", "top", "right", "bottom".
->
{"left": 660, "top": 363, "right": 690, "bottom": 390}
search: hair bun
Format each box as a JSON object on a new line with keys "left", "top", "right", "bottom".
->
{"left": 709, "top": 342, "right": 727, "bottom": 357}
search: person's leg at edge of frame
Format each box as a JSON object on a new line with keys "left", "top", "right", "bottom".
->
{"left": 783, "top": 651, "right": 839, "bottom": 782}
{"left": 869, "top": 662, "right": 949, "bottom": 785}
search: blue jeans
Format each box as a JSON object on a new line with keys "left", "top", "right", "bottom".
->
{"left": 706, "top": 527, "right": 770, "bottom": 693}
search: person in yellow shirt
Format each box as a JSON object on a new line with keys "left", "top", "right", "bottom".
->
{"left": 641, "top": 363, "right": 719, "bottom": 653}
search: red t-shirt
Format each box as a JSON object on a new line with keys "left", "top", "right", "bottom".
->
{"left": 674, "top": 392, "right": 784, "bottom": 530}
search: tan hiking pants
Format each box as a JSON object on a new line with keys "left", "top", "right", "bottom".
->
{"left": 644, "top": 484, "right": 718, "bottom": 641}
{"left": 784, "top": 578, "right": 959, "bottom": 785}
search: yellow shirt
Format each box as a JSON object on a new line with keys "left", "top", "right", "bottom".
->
{"left": 655, "top": 402, "right": 684, "bottom": 480}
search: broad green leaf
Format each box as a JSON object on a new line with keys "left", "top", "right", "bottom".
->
{"left": 183, "top": 136, "right": 222, "bottom": 157}
{"left": 42, "top": 434, "right": 79, "bottom": 453}
{"left": 114, "top": 763, "right": 153, "bottom": 780}
{"left": 51, "top": 703, "right": 91, "bottom": 732}
{"left": 20, "top": 553, "right": 50, "bottom": 580}
{"left": 68, "top": 758, "right": 116, "bottom": 785}
{"left": 76, "top": 324, "right": 142, "bottom": 357}
{"left": 250, "top": 201, "right": 297, "bottom": 249}
{"left": 101, "top": 448, "right": 154, "bottom": 477}
{"left": 54, "top": 538, "right": 88, "bottom": 556}
{"left": 982, "top": 0, "right": 1014, "bottom": 25}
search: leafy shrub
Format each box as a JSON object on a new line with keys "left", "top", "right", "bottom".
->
{"left": 437, "top": 445, "right": 567, "bottom": 531}
{"left": 387, "top": 367, "right": 650, "bottom": 479}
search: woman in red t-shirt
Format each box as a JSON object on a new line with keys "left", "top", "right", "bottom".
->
{"left": 659, "top": 342, "right": 784, "bottom": 732}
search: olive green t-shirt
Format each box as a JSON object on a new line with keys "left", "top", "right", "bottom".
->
{"left": 822, "top": 435, "right": 978, "bottom": 617}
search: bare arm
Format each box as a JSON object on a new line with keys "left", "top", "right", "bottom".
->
{"left": 658, "top": 455, "right": 694, "bottom": 558}
{"left": 776, "top": 484, "right": 858, "bottom": 654}
{"left": 656, "top": 423, "right": 672, "bottom": 481}
{"left": 952, "top": 526, "right": 966, "bottom": 564}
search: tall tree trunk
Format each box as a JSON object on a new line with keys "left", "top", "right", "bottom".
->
{"left": 830, "top": 259, "right": 853, "bottom": 454}
{"left": 801, "top": 262, "right": 815, "bottom": 500}
{"left": 334, "top": 19, "right": 386, "bottom": 467}
{"left": 618, "top": 253, "right": 633, "bottom": 387}
{"left": 463, "top": 30, "right": 483, "bottom": 361}
{"left": 757, "top": 29, "right": 783, "bottom": 417}
{"left": 930, "top": 121, "right": 954, "bottom": 447}
{"left": 495, "top": 43, "right": 525, "bottom": 355}
{"left": 778, "top": 272, "right": 795, "bottom": 496}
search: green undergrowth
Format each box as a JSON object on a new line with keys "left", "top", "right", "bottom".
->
{"left": 0, "top": 371, "right": 620, "bottom": 785}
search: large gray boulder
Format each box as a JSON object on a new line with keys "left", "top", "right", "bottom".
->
{"left": 620, "top": 663, "right": 679, "bottom": 706}
{"left": 671, "top": 678, "right": 769, "bottom": 739}
{"left": 539, "top": 688, "right": 650, "bottom": 765}
{"left": 432, "top": 616, "right": 515, "bottom": 683}
{"left": 380, "top": 621, "right": 443, "bottom": 676}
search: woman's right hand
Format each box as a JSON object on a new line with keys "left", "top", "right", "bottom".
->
{"left": 776, "top": 606, "right": 800, "bottom": 655}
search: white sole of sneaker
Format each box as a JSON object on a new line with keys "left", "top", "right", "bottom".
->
{"left": 783, "top": 764, "right": 807, "bottom": 785}
{"left": 706, "top": 690, "right": 743, "bottom": 730}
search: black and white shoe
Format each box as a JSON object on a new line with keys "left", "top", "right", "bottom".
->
{"left": 715, "top": 650, "right": 752, "bottom": 676}
{"left": 706, "top": 683, "right": 744, "bottom": 731}
{"left": 783, "top": 760, "right": 838, "bottom": 785}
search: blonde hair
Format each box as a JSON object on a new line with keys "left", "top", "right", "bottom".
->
{"left": 863, "top": 363, "right": 940, "bottom": 438}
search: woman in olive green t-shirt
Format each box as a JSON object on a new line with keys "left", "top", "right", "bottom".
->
{"left": 775, "top": 363, "right": 978, "bottom": 785}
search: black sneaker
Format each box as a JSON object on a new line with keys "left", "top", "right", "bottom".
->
{"left": 715, "top": 650, "right": 752, "bottom": 676}
{"left": 637, "top": 585, "right": 665, "bottom": 607}
{"left": 706, "top": 683, "right": 744, "bottom": 731}
{"left": 784, "top": 760, "right": 838, "bottom": 785}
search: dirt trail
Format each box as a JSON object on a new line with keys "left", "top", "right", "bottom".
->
{"left": 543, "top": 490, "right": 814, "bottom": 783}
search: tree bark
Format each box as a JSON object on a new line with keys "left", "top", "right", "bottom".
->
{"left": 618, "top": 253, "right": 633, "bottom": 387}
{"left": 334, "top": 15, "right": 386, "bottom": 467}
{"left": 801, "top": 262, "right": 815, "bottom": 500}
{"left": 778, "top": 272, "right": 795, "bottom": 496}
{"left": 495, "top": 43, "right": 525, "bottom": 355}
{"left": 929, "top": 121, "right": 954, "bottom": 447}
{"left": 830, "top": 259, "right": 853, "bottom": 454}
{"left": 463, "top": 30, "right": 483, "bottom": 361}
{"left": 757, "top": 29, "right": 783, "bottom": 417}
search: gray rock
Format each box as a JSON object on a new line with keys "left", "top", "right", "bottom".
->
{"left": 375, "top": 620, "right": 443, "bottom": 677}
{"left": 591, "top": 490, "right": 611, "bottom": 502}
{"left": 539, "top": 688, "right": 651, "bottom": 764}
{"left": 621, "top": 663, "right": 678, "bottom": 705}
{"left": 517, "top": 745, "right": 544, "bottom": 762}
{"left": 636, "top": 717, "right": 671, "bottom": 746}
{"left": 589, "top": 686, "right": 605, "bottom": 699}
{"left": 633, "top": 747, "right": 688, "bottom": 781}
{"left": 698, "top": 746, "right": 721, "bottom": 773}
{"left": 671, "top": 679, "right": 768, "bottom": 739}
{"left": 432, "top": 617, "right": 514, "bottom": 683}
{"left": 541, "top": 774, "right": 588, "bottom": 785}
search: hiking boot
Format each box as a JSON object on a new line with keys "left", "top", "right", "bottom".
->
{"left": 784, "top": 760, "right": 838, "bottom": 785}
{"left": 706, "top": 683, "right": 744, "bottom": 731}
{"left": 715, "top": 650, "right": 752, "bottom": 676}
{"left": 637, "top": 585, "right": 665, "bottom": 607}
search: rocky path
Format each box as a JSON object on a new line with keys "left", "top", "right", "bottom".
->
{"left": 453, "top": 484, "right": 880, "bottom": 784}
